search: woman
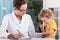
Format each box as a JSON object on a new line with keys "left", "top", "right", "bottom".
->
{"left": 0, "top": 0, "right": 35, "bottom": 39}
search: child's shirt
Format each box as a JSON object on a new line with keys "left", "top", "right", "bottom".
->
{"left": 41, "top": 20, "right": 57, "bottom": 38}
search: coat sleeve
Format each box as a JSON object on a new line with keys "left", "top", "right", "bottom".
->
{"left": 28, "top": 15, "right": 42, "bottom": 38}
{"left": 0, "top": 15, "right": 11, "bottom": 38}
{"left": 28, "top": 15, "right": 35, "bottom": 37}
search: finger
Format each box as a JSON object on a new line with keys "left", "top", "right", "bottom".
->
{"left": 18, "top": 33, "right": 24, "bottom": 37}
{"left": 15, "top": 33, "right": 24, "bottom": 38}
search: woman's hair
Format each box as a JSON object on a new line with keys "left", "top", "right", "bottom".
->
{"left": 13, "top": 0, "right": 26, "bottom": 9}
{"left": 38, "top": 9, "right": 54, "bottom": 19}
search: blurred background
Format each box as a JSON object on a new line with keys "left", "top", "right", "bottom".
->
{"left": 0, "top": 0, "right": 13, "bottom": 25}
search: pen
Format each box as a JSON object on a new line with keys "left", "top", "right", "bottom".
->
{"left": 17, "top": 29, "right": 20, "bottom": 33}
{"left": 17, "top": 29, "right": 24, "bottom": 37}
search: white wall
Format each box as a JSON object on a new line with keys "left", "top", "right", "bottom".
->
{"left": 43, "top": 0, "right": 60, "bottom": 8}
{"left": 58, "top": 9, "right": 60, "bottom": 39}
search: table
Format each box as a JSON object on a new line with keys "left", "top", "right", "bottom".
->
{"left": 0, "top": 38, "right": 57, "bottom": 40}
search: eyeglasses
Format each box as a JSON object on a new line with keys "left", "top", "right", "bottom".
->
{"left": 17, "top": 9, "right": 26, "bottom": 12}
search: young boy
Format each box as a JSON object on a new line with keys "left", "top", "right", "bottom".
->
{"left": 39, "top": 9, "right": 57, "bottom": 38}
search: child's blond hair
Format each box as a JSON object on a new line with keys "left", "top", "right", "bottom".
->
{"left": 38, "top": 9, "right": 54, "bottom": 19}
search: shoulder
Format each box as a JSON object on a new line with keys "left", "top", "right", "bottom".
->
{"left": 3, "top": 14, "right": 12, "bottom": 20}
{"left": 24, "top": 14, "right": 32, "bottom": 19}
{"left": 49, "top": 20, "right": 57, "bottom": 31}
{"left": 24, "top": 14, "right": 31, "bottom": 17}
{"left": 4, "top": 13, "right": 12, "bottom": 17}
{"left": 48, "top": 20, "right": 57, "bottom": 27}
{"left": 23, "top": 14, "right": 33, "bottom": 22}
{"left": 51, "top": 20, "right": 56, "bottom": 24}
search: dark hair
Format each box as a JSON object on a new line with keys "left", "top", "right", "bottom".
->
{"left": 13, "top": 0, "right": 26, "bottom": 9}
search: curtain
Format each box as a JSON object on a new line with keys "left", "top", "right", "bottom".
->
{"left": 0, "top": 0, "right": 13, "bottom": 25}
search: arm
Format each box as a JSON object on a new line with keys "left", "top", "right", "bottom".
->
{"left": 0, "top": 15, "right": 10, "bottom": 38}
{"left": 42, "top": 21, "right": 57, "bottom": 37}
{"left": 42, "top": 29, "right": 54, "bottom": 37}
{"left": 28, "top": 15, "right": 42, "bottom": 38}
{"left": 28, "top": 16, "right": 35, "bottom": 37}
{"left": 0, "top": 15, "right": 24, "bottom": 39}
{"left": 0, "top": 15, "right": 18, "bottom": 39}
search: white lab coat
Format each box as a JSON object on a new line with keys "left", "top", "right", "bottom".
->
{"left": 0, "top": 11, "right": 36, "bottom": 38}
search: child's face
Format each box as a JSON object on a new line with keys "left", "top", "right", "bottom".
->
{"left": 41, "top": 17, "right": 49, "bottom": 23}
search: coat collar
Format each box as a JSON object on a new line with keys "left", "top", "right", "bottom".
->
{"left": 11, "top": 11, "right": 26, "bottom": 25}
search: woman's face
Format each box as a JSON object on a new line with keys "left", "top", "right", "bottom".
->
{"left": 14, "top": 3, "right": 27, "bottom": 16}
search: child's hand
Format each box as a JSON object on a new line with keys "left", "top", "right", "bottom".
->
{"left": 41, "top": 32, "right": 49, "bottom": 38}
{"left": 40, "top": 24, "right": 43, "bottom": 29}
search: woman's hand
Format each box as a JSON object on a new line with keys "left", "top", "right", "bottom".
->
{"left": 8, "top": 33, "right": 24, "bottom": 39}
{"left": 8, "top": 34, "right": 14, "bottom": 39}
{"left": 14, "top": 33, "right": 24, "bottom": 38}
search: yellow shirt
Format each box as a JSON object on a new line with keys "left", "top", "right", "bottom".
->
{"left": 41, "top": 20, "right": 57, "bottom": 38}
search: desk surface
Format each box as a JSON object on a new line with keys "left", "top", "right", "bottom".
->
{"left": 0, "top": 38, "right": 57, "bottom": 40}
